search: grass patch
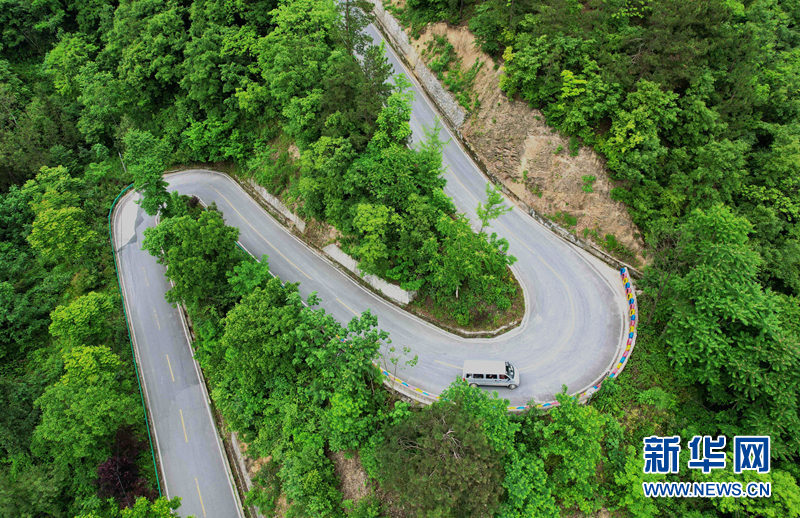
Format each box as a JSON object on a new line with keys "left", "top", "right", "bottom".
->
{"left": 422, "top": 34, "right": 483, "bottom": 112}
{"left": 569, "top": 135, "right": 580, "bottom": 156}
{"left": 601, "top": 233, "right": 639, "bottom": 266}
{"left": 551, "top": 210, "right": 578, "bottom": 227}
{"left": 581, "top": 175, "right": 596, "bottom": 193}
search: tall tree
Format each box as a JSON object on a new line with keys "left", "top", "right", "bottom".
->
{"left": 123, "top": 129, "right": 171, "bottom": 216}
{"left": 375, "top": 391, "right": 505, "bottom": 517}
{"left": 32, "top": 346, "right": 138, "bottom": 501}
{"left": 660, "top": 204, "right": 800, "bottom": 459}
{"left": 142, "top": 207, "right": 243, "bottom": 317}
{"left": 520, "top": 390, "right": 607, "bottom": 514}
{"left": 49, "top": 291, "right": 117, "bottom": 350}
{"left": 477, "top": 182, "right": 512, "bottom": 233}
{"left": 27, "top": 206, "right": 98, "bottom": 267}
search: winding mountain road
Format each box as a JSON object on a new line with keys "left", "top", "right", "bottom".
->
{"left": 111, "top": 18, "right": 627, "bottom": 518}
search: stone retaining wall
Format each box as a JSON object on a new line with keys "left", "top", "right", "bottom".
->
{"left": 368, "top": 0, "right": 466, "bottom": 128}
{"left": 245, "top": 179, "right": 306, "bottom": 233}
{"left": 323, "top": 244, "right": 417, "bottom": 305}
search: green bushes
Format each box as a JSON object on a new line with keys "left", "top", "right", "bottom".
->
{"left": 0, "top": 161, "right": 157, "bottom": 515}
{"left": 299, "top": 79, "right": 517, "bottom": 326}
{"left": 373, "top": 389, "right": 506, "bottom": 516}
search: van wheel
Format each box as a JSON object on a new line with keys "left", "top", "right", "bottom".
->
{"left": 508, "top": 384, "right": 518, "bottom": 390}
{"left": 469, "top": 383, "right": 478, "bottom": 388}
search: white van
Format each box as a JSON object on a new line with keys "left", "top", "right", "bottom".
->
{"left": 462, "top": 360, "right": 519, "bottom": 390}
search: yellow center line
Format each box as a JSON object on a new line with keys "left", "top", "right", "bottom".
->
{"left": 434, "top": 359, "right": 461, "bottom": 370}
{"left": 211, "top": 187, "right": 313, "bottom": 280}
{"left": 336, "top": 297, "right": 359, "bottom": 317}
{"left": 152, "top": 309, "right": 161, "bottom": 329}
{"left": 165, "top": 354, "right": 175, "bottom": 382}
{"left": 179, "top": 409, "right": 188, "bottom": 443}
{"left": 195, "top": 477, "right": 207, "bottom": 517}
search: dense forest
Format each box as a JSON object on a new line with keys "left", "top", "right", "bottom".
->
{"left": 1, "top": 0, "right": 800, "bottom": 517}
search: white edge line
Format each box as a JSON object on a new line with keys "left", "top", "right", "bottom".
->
{"left": 112, "top": 190, "right": 170, "bottom": 499}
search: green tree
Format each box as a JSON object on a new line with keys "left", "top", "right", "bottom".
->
{"left": 0, "top": 458, "right": 64, "bottom": 518}
{"left": 27, "top": 206, "right": 98, "bottom": 267}
{"left": 75, "top": 496, "right": 185, "bottom": 518}
{"left": 142, "top": 208, "right": 243, "bottom": 317}
{"left": 499, "top": 451, "right": 558, "bottom": 518}
{"left": 254, "top": 0, "right": 338, "bottom": 145}
{"left": 659, "top": 204, "right": 800, "bottom": 459}
{"left": 227, "top": 255, "right": 272, "bottom": 299}
{"left": 22, "top": 165, "right": 84, "bottom": 213}
{"left": 436, "top": 382, "right": 559, "bottom": 517}
{"left": 32, "top": 346, "right": 138, "bottom": 499}
{"left": 49, "top": 291, "right": 117, "bottom": 350}
{"left": 375, "top": 392, "right": 505, "bottom": 517}
{"left": 123, "top": 129, "right": 171, "bottom": 216}
{"left": 477, "top": 182, "right": 512, "bottom": 233}
{"left": 521, "top": 390, "right": 607, "bottom": 514}
{"left": 369, "top": 74, "right": 413, "bottom": 149}
{"left": 103, "top": 0, "right": 189, "bottom": 115}
{"left": 210, "top": 277, "right": 310, "bottom": 430}
{"left": 74, "top": 62, "right": 124, "bottom": 145}
{"left": 43, "top": 34, "right": 98, "bottom": 100}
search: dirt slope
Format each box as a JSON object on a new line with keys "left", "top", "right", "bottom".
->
{"left": 408, "top": 23, "right": 645, "bottom": 264}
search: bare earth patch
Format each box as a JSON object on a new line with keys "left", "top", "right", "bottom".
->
{"left": 330, "top": 451, "right": 371, "bottom": 503}
{"left": 303, "top": 217, "right": 342, "bottom": 249}
{"left": 406, "top": 22, "right": 646, "bottom": 264}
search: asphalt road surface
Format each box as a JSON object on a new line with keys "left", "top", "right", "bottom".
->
{"left": 111, "top": 18, "right": 626, "bottom": 518}
{"left": 113, "top": 191, "right": 242, "bottom": 518}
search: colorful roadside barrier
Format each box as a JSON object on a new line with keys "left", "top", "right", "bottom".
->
{"left": 378, "top": 266, "right": 639, "bottom": 412}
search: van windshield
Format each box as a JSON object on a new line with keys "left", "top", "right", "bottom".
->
{"left": 506, "top": 363, "right": 515, "bottom": 379}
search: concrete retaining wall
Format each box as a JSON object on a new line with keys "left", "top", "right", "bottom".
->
{"left": 245, "top": 179, "right": 306, "bottom": 233}
{"left": 323, "top": 244, "right": 417, "bottom": 305}
{"left": 368, "top": 0, "right": 466, "bottom": 128}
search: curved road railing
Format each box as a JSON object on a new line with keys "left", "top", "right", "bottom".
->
{"left": 379, "top": 267, "right": 638, "bottom": 411}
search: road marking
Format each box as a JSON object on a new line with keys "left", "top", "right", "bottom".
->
{"left": 152, "top": 309, "right": 161, "bottom": 330}
{"left": 141, "top": 266, "right": 149, "bottom": 287}
{"left": 112, "top": 192, "right": 170, "bottom": 498}
{"left": 434, "top": 359, "right": 461, "bottom": 370}
{"left": 179, "top": 409, "right": 188, "bottom": 443}
{"left": 211, "top": 187, "right": 313, "bottom": 280}
{"left": 195, "top": 477, "right": 207, "bottom": 517}
{"left": 336, "top": 297, "right": 359, "bottom": 317}
{"left": 497, "top": 220, "right": 579, "bottom": 350}
{"left": 166, "top": 354, "right": 175, "bottom": 382}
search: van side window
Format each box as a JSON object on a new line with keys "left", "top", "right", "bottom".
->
{"left": 472, "top": 374, "right": 484, "bottom": 379}
{"left": 486, "top": 374, "right": 498, "bottom": 380}
{"left": 500, "top": 374, "right": 507, "bottom": 380}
